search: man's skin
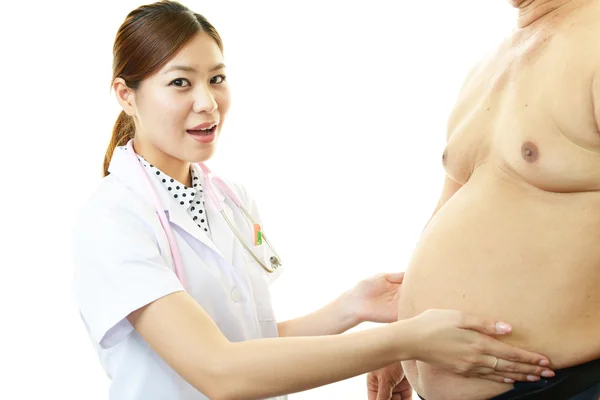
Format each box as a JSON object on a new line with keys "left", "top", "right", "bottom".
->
{"left": 368, "top": 0, "right": 600, "bottom": 399}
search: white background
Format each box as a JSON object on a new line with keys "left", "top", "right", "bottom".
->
{"left": 0, "top": 1, "right": 516, "bottom": 399}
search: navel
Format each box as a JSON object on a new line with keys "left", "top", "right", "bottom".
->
{"left": 442, "top": 148, "right": 448, "bottom": 166}
{"left": 521, "top": 141, "right": 539, "bottom": 162}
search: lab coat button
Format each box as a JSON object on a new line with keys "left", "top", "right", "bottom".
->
{"left": 231, "top": 287, "right": 242, "bottom": 302}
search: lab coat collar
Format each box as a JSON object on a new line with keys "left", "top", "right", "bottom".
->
{"left": 192, "top": 162, "right": 235, "bottom": 265}
{"left": 107, "top": 143, "right": 234, "bottom": 264}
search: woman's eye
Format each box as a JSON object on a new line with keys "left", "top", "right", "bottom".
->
{"left": 170, "top": 78, "right": 191, "bottom": 87}
{"left": 211, "top": 74, "right": 226, "bottom": 84}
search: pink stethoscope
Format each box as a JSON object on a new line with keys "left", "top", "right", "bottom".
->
{"left": 126, "top": 140, "right": 282, "bottom": 289}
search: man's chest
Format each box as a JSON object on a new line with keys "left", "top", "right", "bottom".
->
{"left": 443, "top": 41, "right": 600, "bottom": 192}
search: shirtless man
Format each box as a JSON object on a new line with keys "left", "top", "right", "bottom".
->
{"left": 367, "top": 1, "right": 600, "bottom": 399}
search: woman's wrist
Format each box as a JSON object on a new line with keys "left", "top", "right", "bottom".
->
{"left": 389, "top": 318, "right": 420, "bottom": 362}
{"left": 332, "top": 290, "right": 363, "bottom": 331}
{"left": 277, "top": 290, "right": 364, "bottom": 337}
{"left": 340, "top": 284, "right": 376, "bottom": 326}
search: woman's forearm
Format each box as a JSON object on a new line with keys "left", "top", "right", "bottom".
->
{"left": 129, "top": 291, "right": 413, "bottom": 400}
{"left": 216, "top": 321, "right": 413, "bottom": 400}
{"left": 277, "top": 291, "right": 360, "bottom": 336}
{"left": 131, "top": 292, "right": 552, "bottom": 400}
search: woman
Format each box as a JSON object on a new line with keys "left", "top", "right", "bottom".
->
{"left": 71, "top": 1, "right": 554, "bottom": 399}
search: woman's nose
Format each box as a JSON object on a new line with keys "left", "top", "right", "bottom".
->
{"left": 193, "top": 85, "right": 218, "bottom": 114}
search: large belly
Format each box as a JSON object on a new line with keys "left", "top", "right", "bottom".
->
{"left": 398, "top": 165, "right": 600, "bottom": 400}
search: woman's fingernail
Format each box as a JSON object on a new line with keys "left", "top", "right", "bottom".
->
{"left": 504, "top": 378, "right": 515, "bottom": 383}
{"left": 539, "top": 360, "right": 550, "bottom": 366}
{"left": 495, "top": 322, "right": 512, "bottom": 333}
{"left": 541, "top": 370, "right": 554, "bottom": 378}
{"left": 527, "top": 375, "right": 539, "bottom": 382}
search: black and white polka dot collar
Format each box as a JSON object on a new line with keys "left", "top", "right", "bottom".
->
{"left": 136, "top": 155, "right": 203, "bottom": 210}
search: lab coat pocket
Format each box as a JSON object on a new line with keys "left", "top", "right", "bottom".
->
{"left": 244, "top": 245, "right": 276, "bottom": 322}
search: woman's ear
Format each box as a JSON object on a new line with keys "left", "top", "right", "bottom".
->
{"left": 113, "top": 77, "right": 136, "bottom": 116}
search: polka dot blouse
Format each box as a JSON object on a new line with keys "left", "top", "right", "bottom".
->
{"left": 137, "top": 155, "right": 211, "bottom": 237}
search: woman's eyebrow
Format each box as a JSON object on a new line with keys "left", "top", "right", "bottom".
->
{"left": 163, "top": 63, "right": 226, "bottom": 74}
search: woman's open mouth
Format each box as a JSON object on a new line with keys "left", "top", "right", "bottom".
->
{"left": 187, "top": 124, "right": 217, "bottom": 136}
{"left": 187, "top": 123, "right": 218, "bottom": 143}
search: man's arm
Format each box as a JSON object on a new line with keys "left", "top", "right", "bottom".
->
{"left": 421, "top": 58, "right": 486, "bottom": 229}
{"left": 593, "top": 72, "right": 600, "bottom": 132}
{"left": 423, "top": 175, "right": 463, "bottom": 229}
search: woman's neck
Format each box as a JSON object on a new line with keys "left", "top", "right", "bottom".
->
{"left": 132, "top": 139, "right": 192, "bottom": 187}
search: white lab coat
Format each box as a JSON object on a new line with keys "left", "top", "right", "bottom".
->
{"left": 72, "top": 145, "right": 285, "bottom": 400}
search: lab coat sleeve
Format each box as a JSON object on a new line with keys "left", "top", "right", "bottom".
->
{"left": 71, "top": 195, "right": 184, "bottom": 349}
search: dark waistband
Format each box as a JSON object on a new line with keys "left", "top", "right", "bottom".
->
{"left": 417, "top": 356, "right": 600, "bottom": 400}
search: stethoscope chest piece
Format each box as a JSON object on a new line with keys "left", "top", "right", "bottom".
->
{"left": 270, "top": 256, "right": 281, "bottom": 270}
{"left": 126, "top": 140, "right": 283, "bottom": 285}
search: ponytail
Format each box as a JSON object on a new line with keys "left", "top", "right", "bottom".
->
{"left": 103, "top": 110, "right": 134, "bottom": 177}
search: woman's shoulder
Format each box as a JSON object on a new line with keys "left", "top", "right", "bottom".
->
{"left": 73, "top": 175, "right": 154, "bottom": 237}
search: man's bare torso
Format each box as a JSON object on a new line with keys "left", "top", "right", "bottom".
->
{"left": 397, "top": 1, "right": 600, "bottom": 399}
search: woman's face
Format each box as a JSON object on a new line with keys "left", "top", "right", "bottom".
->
{"left": 117, "top": 31, "right": 230, "bottom": 180}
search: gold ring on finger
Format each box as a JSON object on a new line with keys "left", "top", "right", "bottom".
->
{"left": 492, "top": 357, "right": 499, "bottom": 369}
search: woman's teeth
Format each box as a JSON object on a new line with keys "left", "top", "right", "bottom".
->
{"left": 188, "top": 127, "right": 214, "bottom": 135}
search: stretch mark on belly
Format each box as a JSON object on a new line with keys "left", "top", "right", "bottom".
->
{"left": 521, "top": 141, "right": 539, "bottom": 162}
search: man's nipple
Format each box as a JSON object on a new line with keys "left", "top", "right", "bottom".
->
{"left": 521, "top": 141, "right": 539, "bottom": 162}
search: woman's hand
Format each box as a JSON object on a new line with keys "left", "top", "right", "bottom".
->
{"left": 403, "top": 309, "right": 555, "bottom": 383}
{"left": 347, "top": 272, "right": 405, "bottom": 324}
{"left": 367, "top": 363, "right": 413, "bottom": 400}
{"left": 277, "top": 272, "right": 403, "bottom": 337}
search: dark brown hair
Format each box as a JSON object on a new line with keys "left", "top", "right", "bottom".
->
{"left": 103, "top": 0, "right": 223, "bottom": 176}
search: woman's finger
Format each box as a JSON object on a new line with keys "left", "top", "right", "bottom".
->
{"left": 480, "top": 374, "right": 517, "bottom": 384}
{"left": 479, "top": 336, "right": 552, "bottom": 368}
{"left": 468, "top": 355, "right": 553, "bottom": 382}
{"left": 384, "top": 272, "right": 405, "bottom": 283}
{"left": 475, "top": 368, "right": 541, "bottom": 383}
{"left": 493, "top": 357, "right": 555, "bottom": 378}
{"left": 456, "top": 313, "right": 514, "bottom": 336}
{"left": 490, "top": 370, "right": 543, "bottom": 383}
